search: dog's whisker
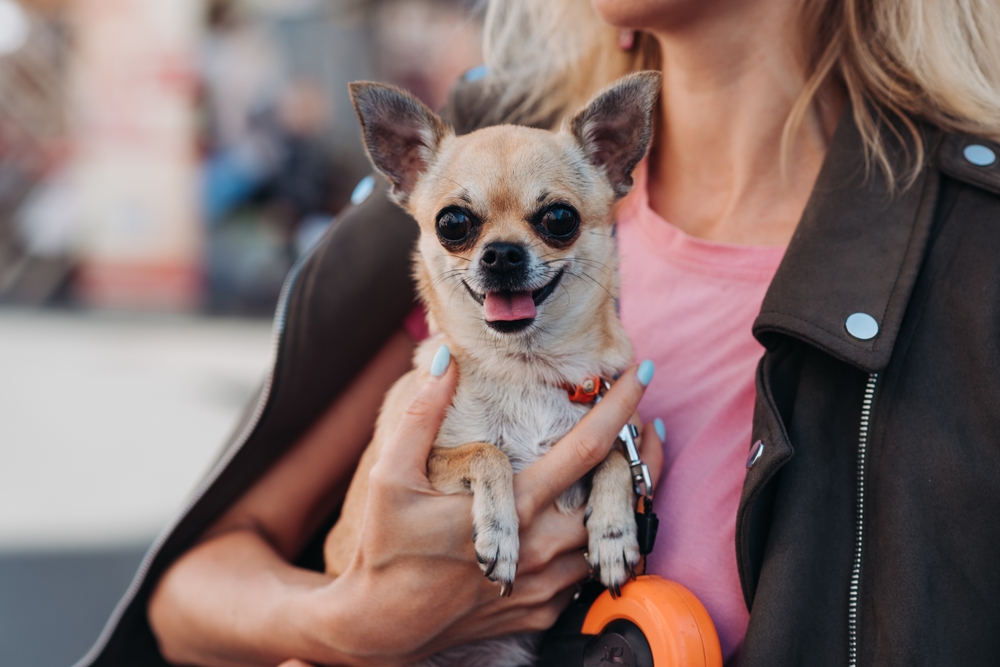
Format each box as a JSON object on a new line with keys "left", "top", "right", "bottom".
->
{"left": 432, "top": 268, "right": 466, "bottom": 280}
{"left": 556, "top": 282, "right": 573, "bottom": 306}
{"left": 430, "top": 268, "right": 469, "bottom": 290}
{"left": 475, "top": 323, "right": 490, "bottom": 355}
{"left": 571, "top": 258, "right": 613, "bottom": 273}
{"left": 567, "top": 269, "right": 616, "bottom": 301}
{"left": 439, "top": 174, "right": 467, "bottom": 192}
{"left": 431, "top": 275, "right": 463, "bottom": 289}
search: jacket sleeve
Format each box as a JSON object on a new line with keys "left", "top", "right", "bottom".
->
{"left": 77, "top": 176, "right": 419, "bottom": 667}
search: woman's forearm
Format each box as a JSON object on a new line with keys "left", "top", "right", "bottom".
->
{"left": 148, "top": 529, "right": 360, "bottom": 667}
{"left": 148, "top": 506, "right": 485, "bottom": 667}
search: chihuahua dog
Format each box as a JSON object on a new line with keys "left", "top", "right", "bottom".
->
{"left": 324, "top": 71, "right": 661, "bottom": 666}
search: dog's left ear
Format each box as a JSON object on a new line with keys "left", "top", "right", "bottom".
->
{"left": 350, "top": 81, "right": 450, "bottom": 204}
{"left": 570, "top": 71, "right": 661, "bottom": 198}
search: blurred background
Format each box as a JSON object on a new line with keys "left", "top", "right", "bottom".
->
{"left": 0, "top": 0, "right": 482, "bottom": 664}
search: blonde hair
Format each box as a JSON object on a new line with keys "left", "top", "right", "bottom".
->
{"left": 480, "top": 0, "right": 1000, "bottom": 188}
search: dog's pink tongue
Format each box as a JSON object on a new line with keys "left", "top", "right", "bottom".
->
{"left": 484, "top": 291, "right": 537, "bottom": 321}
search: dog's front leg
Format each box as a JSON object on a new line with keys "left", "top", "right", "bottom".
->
{"left": 428, "top": 443, "right": 519, "bottom": 596}
{"left": 586, "top": 448, "right": 640, "bottom": 597}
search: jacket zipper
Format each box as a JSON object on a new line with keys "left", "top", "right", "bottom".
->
{"left": 847, "top": 372, "right": 878, "bottom": 667}
{"left": 74, "top": 246, "right": 316, "bottom": 667}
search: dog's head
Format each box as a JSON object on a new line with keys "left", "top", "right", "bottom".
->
{"left": 350, "top": 72, "right": 660, "bottom": 365}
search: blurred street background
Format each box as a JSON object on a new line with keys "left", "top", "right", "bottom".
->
{"left": 0, "top": 0, "right": 482, "bottom": 664}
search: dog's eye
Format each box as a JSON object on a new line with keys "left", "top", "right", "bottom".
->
{"left": 540, "top": 205, "right": 579, "bottom": 238}
{"left": 436, "top": 209, "right": 474, "bottom": 243}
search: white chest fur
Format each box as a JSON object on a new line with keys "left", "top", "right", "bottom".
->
{"left": 435, "top": 374, "right": 590, "bottom": 473}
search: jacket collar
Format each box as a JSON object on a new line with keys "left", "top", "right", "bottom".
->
{"left": 753, "top": 108, "right": 942, "bottom": 373}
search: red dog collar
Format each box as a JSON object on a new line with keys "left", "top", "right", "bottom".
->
{"left": 563, "top": 376, "right": 609, "bottom": 404}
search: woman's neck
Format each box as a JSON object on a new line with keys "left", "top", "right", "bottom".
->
{"left": 646, "top": 0, "right": 844, "bottom": 246}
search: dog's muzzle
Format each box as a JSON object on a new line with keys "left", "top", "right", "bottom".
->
{"left": 463, "top": 266, "right": 566, "bottom": 334}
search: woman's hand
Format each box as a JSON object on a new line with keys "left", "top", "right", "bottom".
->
{"left": 309, "top": 350, "right": 663, "bottom": 666}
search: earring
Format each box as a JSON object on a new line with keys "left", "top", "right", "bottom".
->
{"left": 618, "top": 29, "right": 636, "bottom": 52}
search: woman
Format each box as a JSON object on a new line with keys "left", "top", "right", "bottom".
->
{"left": 79, "top": 0, "right": 1000, "bottom": 665}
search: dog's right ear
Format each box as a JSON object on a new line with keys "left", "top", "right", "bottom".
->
{"left": 350, "top": 82, "right": 450, "bottom": 204}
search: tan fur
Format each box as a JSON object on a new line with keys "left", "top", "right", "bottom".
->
{"left": 429, "top": 442, "right": 518, "bottom": 596}
{"left": 325, "top": 73, "right": 661, "bottom": 667}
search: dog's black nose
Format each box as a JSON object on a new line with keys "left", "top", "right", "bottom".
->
{"left": 480, "top": 242, "right": 526, "bottom": 275}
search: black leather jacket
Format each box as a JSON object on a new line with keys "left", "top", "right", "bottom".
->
{"left": 76, "top": 106, "right": 1000, "bottom": 667}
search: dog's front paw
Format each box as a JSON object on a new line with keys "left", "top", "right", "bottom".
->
{"left": 586, "top": 517, "right": 640, "bottom": 598}
{"left": 473, "top": 515, "right": 519, "bottom": 596}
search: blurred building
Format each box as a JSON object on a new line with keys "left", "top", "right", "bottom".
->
{"left": 0, "top": 0, "right": 481, "bottom": 315}
{"left": 71, "top": 0, "right": 203, "bottom": 311}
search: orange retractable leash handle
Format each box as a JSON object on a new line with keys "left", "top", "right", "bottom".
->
{"left": 582, "top": 575, "right": 723, "bottom": 667}
{"left": 536, "top": 576, "right": 722, "bottom": 667}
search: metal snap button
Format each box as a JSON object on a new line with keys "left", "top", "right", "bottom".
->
{"left": 746, "top": 440, "right": 764, "bottom": 469}
{"left": 963, "top": 144, "right": 997, "bottom": 167}
{"left": 846, "top": 312, "right": 879, "bottom": 340}
{"left": 351, "top": 175, "right": 376, "bottom": 205}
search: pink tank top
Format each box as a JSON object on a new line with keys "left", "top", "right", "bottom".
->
{"left": 618, "top": 163, "right": 785, "bottom": 662}
{"left": 404, "top": 165, "right": 785, "bottom": 663}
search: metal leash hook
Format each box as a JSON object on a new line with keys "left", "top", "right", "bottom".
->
{"left": 593, "top": 383, "right": 659, "bottom": 568}
{"left": 618, "top": 423, "right": 652, "bottom": 500}
{"left": 617, "top": 423, "right": 660, "bottom": 567}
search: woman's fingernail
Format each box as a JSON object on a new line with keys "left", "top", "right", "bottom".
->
{"left": 654, "top": 418, "right": 665, "bottom": 442}
{"left": 637, "top": 359, "right": 655, "bottom": 387}
{"left": 430, "top": 344, "right": 451, "bottom": 377}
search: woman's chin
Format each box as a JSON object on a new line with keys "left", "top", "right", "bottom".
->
{"left": 591, "top": 0, "right": 707, "bottom": 33}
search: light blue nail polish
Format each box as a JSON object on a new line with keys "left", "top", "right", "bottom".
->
{"left": 637, "top": 359, "right": 655, "bottom": 387}
{"left": 430, "top": 344, "right": 451, "bottom": 377}
{"left": 654, "top": 418, "right": 665, "bottom": 442}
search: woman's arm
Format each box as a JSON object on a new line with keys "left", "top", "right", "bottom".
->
{"left": 148, "top": 331, "right": 661, "bottom": 667}
{"left": 148, "top": 329, "right": 416, "bottom": 666}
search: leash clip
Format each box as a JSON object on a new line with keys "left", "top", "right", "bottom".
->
{"left": 618, "top": 422, "right": 653, "bottom": 501}
{"left": 619, "top": 421, "right": 660, "bottom": 561}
